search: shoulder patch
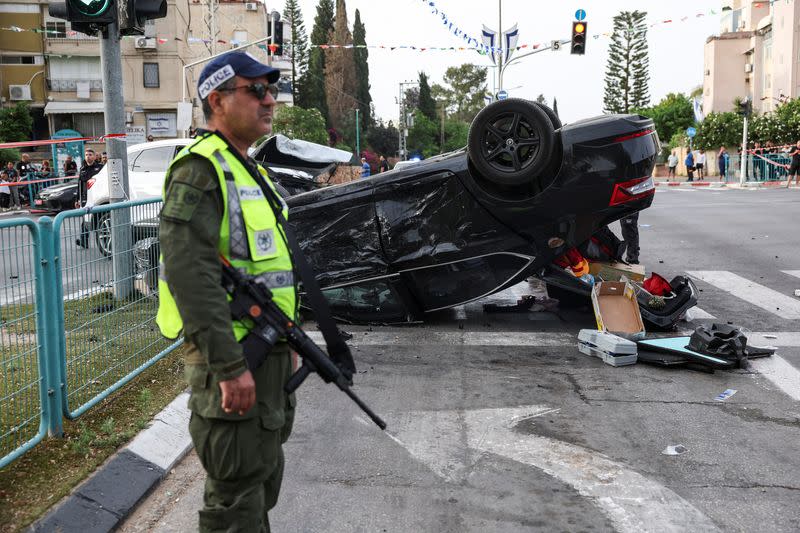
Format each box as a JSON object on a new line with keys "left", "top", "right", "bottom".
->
{"left": 162, "top": 182, "right": 205, "bottom": 222}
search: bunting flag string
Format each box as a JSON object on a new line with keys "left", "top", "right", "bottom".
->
{"left": 1, "top": 0, "right": 792, "bottom": 53}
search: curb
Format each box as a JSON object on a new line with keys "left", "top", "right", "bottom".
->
{"left": 29, "top": 392, "right": 193, "bottom": 533}
{"left": 654, "top": 180, "right": 793, "bottom": 188}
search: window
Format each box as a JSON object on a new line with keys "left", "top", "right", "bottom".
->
{"left": 45, "top": 21, "right": 66, "bottom": 38}
{"left": 74, "top": 113, "right": 106, "bottom": 137}
{"left": 143, "top": 63, "right": 159, "bottom": 88}
{"left": 131, "top": 146, "right": 176, "bottom": 172}
{"left": 0, "top": 56, "right": 36, "bottom": 65}
{"left": 322, "top": 280, "right": 407, "bottom": 322}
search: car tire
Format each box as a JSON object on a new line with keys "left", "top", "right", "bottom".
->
{"left": 95, "top": 213, "right": 113, "bottom": 257}
{"left": 533, "top": 102, "right": 562, "bottom": 130}
{"left": 467, "top": 98, "right": 555, "bottom": 186}
{"left": 545, "top": 282, "right": 591, "bottom": 308}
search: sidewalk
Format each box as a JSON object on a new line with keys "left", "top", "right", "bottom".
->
{"left": 654, "top": 176, "right": 796, "bottom": 188}
{"left": 29, "top": 393, "right": 193, "bottom": 532}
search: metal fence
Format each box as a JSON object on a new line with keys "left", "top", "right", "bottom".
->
{"left": 723, "top": 154, "right": 791, "bottom": 182}
{"left": 0, "top": 199, "right": 181, "bottom": 468}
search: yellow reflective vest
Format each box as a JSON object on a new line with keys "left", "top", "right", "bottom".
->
{"left": 157, "top": 132, "right": 296, "bottom": 341}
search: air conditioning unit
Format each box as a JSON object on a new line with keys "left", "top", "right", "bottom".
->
{"left": 744, "top": 63, "right": 754, "bottom": 73}
{"left": 9, "top": 85, "right": 32, "bottom": 101}
{"left": 245, "top": 2, "right": 258, "bottom": 11}
{"left": 134, "top": 37, "right": 156, "bottom": 50}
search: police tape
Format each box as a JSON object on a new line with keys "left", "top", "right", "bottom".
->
{"left": 0, "top": 175, "right": 78, "bottom": 187}
{"left": 745, "top": 150, "right": 791, "bottom": 169}
{"left": 0, "top": 133, "right": 126, "bottom": 150}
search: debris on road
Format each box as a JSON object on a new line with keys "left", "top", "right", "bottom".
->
{"left": 591, "top": 281, "right": 646, "bottom": 340}
{"left": 578, "top": 329, "right": 637, "bottom": 366}
{"left": 662, "top": 444, "right": 688, "bottom": 456}
{"left": 794, "top": 289, "right": 800, "bottom": 297}
{"left": 714, "top": 389, "right": 738, "bottom": 402}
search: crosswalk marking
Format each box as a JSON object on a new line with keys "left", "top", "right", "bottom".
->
{"left": 782, "top": 270, "right": 800, "bottom": 280}
{"left": 687, "top": 271, "right": 800, "bottom": 319}
{"left": 684, "top": 306, "right": 716, "bottom": 320}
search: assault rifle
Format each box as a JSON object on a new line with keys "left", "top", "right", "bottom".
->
{"left": 220, "top": 256, "right": 387, "bottom": 430}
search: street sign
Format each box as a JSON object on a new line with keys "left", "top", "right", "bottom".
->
{"left": 686, "top": 127, "right": 697, "bottom": 138}
{"left": 497, "top": 90, "right": 508, "bottom": 101}
{"left": 575, "top": 9, "right": 586, "bottom": 21}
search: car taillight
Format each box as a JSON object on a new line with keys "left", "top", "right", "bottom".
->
{"left": 613, "top": 129, "right": 654, "bottom": 143}
{"left": 609, "top": 176, "right": 655, "bottom": 206}
{"left": 87, "top": 178, "right": 96, "bottom": 189}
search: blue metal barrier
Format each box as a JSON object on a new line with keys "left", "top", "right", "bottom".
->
{"left": 0, "top": 198, "right": 183, "bottom": 469}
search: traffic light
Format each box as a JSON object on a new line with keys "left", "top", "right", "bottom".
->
{"left": 267, "top": 16, "right": 284, "bottom": 56}
{"left": 737, "top": 96, "right": 753, "bottom": 117}
{"left": 119, "top": 0, "right": 168, "bottom": 36}
{"left": 49, "top": 0, "right": 116, "bottom": 36}
{"left": 571, "top": 21, "right": 587, "bottom": 55}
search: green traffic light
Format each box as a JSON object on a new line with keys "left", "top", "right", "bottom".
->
{"left": 69, "top": 0, "right": 111, "bottom": 17}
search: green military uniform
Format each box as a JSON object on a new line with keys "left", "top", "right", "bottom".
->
{"left": 158, "top": 130, "right": 296, "bottom": 533}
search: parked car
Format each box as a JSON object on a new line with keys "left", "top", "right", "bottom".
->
{"left": 31, "top": 180, "right": 78, "bottom": 213}
{"left": 283, "top": 99, "right": 693, "bottom": 327}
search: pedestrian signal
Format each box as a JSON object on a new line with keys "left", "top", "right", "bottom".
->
{"left": 571, "top": 21, "right": 587, "bottom": 55}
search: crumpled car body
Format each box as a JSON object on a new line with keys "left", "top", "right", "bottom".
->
{"left": 285, "top": 100, "right": 667, "bottom": 324}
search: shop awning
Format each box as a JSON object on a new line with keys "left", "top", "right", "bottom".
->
{"left": 43, "top": 101, "right": 105, "bottom": 115}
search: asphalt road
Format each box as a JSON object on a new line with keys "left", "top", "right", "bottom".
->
{"left": 0, "top": 211, "right": 123, "bottom": 306}
{"left": 115, "top": 187, "right": 800, "bottom": 532}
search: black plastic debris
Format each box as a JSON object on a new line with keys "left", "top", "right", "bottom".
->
{"left": 688, "top": 323, "right": 774, "bottom": 367}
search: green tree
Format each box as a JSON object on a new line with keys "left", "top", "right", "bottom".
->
{"left": 352, "top": 9, "right": 372, "bottom": 132}
{"left": 693, "top": 111, "right": 743, "bottom": 150}
{"left": 366, "top": 120, "right": 399, "bottom": 156}
{"left": 441, "top": 119, "right": 468, "bottom": 153}
{"left": 433, "top": 64, "right": 489, "bottom": 122}
{"left": 406, "top": 113, "right": 439, "bottom": 158}
{"left": 633, "top": 93, "right": 694, "bottom": 146}
{"left": 271, "top": 105, "right": 328, "bottom": 145}
{"left": 283, "top": 0, "right": 309, "bottom": 103}
{"left": 298, "top": 0, "right": 334, "bottom": 123}
{"left": 417, "top": 72, "right": 437, "bottom": 122}
{"left": 603, "top": 10, "right": 650, "bottom": 113}
{"left": 0, "top": 102, "right": 33, "bottom": 142}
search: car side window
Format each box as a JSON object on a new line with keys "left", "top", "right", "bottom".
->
{"left": 131, "top": 146, "right": 175, "bottom": 172}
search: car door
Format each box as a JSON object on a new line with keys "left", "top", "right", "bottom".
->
{"left": 129, "top": 145, "right": 177, "bottom": 200}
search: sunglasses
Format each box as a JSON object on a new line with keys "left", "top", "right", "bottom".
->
{"left": 218, "top": 82, "right": 279, "bottom": 101}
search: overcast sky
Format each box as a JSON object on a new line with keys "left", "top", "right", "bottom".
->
{"left": 285, "top": 0, "right": 723, "bottom": 123}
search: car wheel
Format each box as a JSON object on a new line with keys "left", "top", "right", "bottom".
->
{"left": 545, "top": 282, "right": 591, "bottom": 308}
{"left": 95, "top": 213, "right": 113, "bottom": 257}
{"left": 467, "top": 98, "right": 555, "bottom": 186}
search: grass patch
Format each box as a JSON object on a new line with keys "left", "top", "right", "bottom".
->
{"left": 0, "top": 344, "right": 187, "bottom": 533}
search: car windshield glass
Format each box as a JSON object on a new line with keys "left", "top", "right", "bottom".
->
{"left": 131, "top": 146, "right": 175, "bottom": 172}
{"left": 322, "top": 280, "right": 407, "bottom": 323}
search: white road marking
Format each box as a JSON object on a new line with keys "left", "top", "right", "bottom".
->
{"left": 782, "top": 270, "right": 800, "bottom": 280}
{"left": 683, "top": 306, "right": 716, "bottom": 320}
{"left": 310, "top": 330, "right": 576, "bottom": 346}
{"left": 389, "top": 406, "right": 720, "bottom": 533}
{"left": 748, "top": 356, "right": 800, "bottom": 402}
{"left": 687, "top": 271, "right": 800, "bottom": 319}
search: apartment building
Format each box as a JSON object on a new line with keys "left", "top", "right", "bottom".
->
{"left": 0, "top": 0, "right": 292, "bottom": 142}
{"left": 703, "top": 0, "right": 800, "bottom": 116}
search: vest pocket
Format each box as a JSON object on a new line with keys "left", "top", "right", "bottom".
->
{"left": 241, "top": 202, "right": 279, "bottom": 261}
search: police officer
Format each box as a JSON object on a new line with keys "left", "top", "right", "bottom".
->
{"left": 156, "top": 52, "right": 295, "bottom": 532}
{"left": 75, "top": 149, "right": 103, "bottom": 248}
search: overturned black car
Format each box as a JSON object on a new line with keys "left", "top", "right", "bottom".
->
{"left": 280, "top": 99, "right": 695, "bottom": 327}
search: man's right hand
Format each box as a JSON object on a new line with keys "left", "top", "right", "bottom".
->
{"left": 218, "top": 370, "right": 256, "bottom": 415}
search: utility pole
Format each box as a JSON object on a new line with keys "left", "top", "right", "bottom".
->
{"left": 355, "top": 108, "right": 360, "bottom": 157}
{"left": 204, "top": 0, "right": 217, "bottom": 55}
{"left": 497, "top": 0, "right": 503, "bottom": 92}
{"left": 101, "top": 22, "right": 133, "bottom": 299}
{"left": 397, "top": 80, "right": 417, "bottom": 160}
{"left": 740, "top": 114, "right": 749, "bottom": 185}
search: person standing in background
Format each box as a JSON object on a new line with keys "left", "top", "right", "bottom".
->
{"left": 685, "top": 149, "right": 695, "bottom": 182}
{"left": 667, "top": 150, "right": 678, "bottom": 179}
{"left": 717, "top": 147, "right": 729, "bottom": 180}
{"left": 361, "top": 157, "right": 371, "bottom": 178}
{"left": 696, "top": 149, "right": 706, "bottom": 179}
{"left": 63, "top": 155, "right": 78, "bottom": 177}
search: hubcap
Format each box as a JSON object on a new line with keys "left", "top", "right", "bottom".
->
{"left": 481, "top": 111, "right": 542, "bottom": 173}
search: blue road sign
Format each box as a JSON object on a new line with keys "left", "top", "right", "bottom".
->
{"left": 497, "top": 90, "right": 508, "bottom": 100}
{"left": 575, "top": 9, "right": 586, "bottom": 21}
{"left": 686, "top": 126, "right": 697, "bottom": 138}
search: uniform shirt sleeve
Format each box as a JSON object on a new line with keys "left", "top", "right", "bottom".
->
{"left": 159, "top": 154, "right": 246, "bottom": 381}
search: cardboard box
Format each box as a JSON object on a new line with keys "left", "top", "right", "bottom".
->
{"left": 589, "top": 261, "right": 646, "bottom": 282}
{"left": 591, "top": 281, "right": 646, "bottom": 340}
